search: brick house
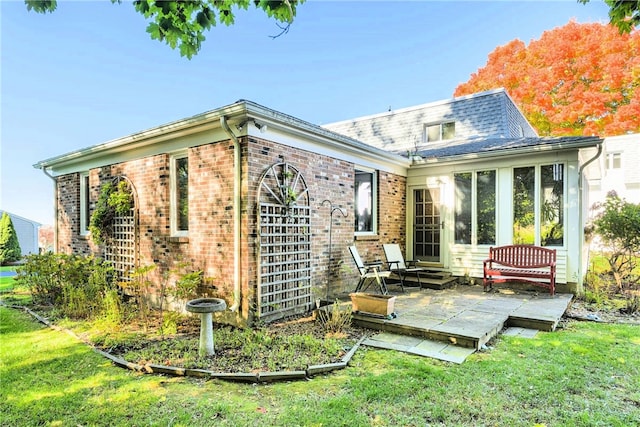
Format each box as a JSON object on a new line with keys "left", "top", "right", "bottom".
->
{"left": 35, "top": 89, "right": 602, "bottom": 326}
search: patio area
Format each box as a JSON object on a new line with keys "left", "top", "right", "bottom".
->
{"left": 349, "top": 284, "right": 574, "bottom": 363}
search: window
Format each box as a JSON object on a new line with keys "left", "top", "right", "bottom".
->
{"left": 454, "top": 170, "right": 496, "bottom": 245}
{"left": 513, "top": 164, "right": 564, "bottom": 247}
{"left": 606, "top": 152, "right": 621, "bottom": 170}
{"left": 354, "top": 168, "right": 377, "bottom": 233}
{"left": 171, "top": 153, "right": 189, "bottom": 235}
{"left": 425, "top": 121, "right": 455, "bottom": 142}
{"left": 80, "top": 172, "right": 90, "bottom": 235}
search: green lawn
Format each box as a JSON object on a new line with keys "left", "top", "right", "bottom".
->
{"left": 0, "top": 266, "right": 17, "bottom": 292}
{"left": 1, "top": 306, "right": 639, "bottom": 426}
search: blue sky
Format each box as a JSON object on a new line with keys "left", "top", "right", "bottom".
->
{"left": 1, "top": 0, "right": 610, "bottom": 225}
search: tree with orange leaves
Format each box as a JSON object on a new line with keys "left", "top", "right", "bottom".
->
{"left": 455, "top": 22, "right": 640, "bottom": 136}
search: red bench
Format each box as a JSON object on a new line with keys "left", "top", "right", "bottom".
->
{"left": 483, "top": 245, "right": 556, "bottom": 295}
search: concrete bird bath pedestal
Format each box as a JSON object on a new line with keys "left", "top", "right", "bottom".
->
{"left": 185, "top": 298, "right": 227, "bottom": 356}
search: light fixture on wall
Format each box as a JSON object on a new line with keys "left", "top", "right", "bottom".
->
{"left": 254, "top": 121, "right": 268, "bottom": 133}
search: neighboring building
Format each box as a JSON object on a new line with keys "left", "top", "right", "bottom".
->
{"left": 34, "top": 89, "right": 603, "bottom": 327}
{"left": 583, "top": 133, "right": 640, "bottom": 208}
{"left": 0, "top": 210, "right": 41, "bottom": 256}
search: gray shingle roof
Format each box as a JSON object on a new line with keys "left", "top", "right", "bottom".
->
{"left": 412, "top": 136, "right": 602, "bottom": 161}
{"left": 323, "top": 89, "right": 538, "bottom": 154}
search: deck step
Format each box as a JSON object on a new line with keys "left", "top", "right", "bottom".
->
{"left": 399, "top": 275, "right": 457, "bottom": 290}
{"left": 421, "top": 276, "right": 458, "bottom": 290}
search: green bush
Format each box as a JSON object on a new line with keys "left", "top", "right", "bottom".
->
{"left": 15, "top": 253, "right": 117, "bottom": 319}
{"left": 0, "top": 212, "right": 21, "bottom": 265}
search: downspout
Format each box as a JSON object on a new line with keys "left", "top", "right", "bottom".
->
{"left": 577, "top": 141, "right": 603, "bottom": 293}
{"left": 39, "top": 167, "right": 58, "bottom": 253}
{"left": 220, "top": 116, "right": 241, "bottom": 312}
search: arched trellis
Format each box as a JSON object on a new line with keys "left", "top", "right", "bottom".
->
{"left": 256, "top": 162, "right": 312, "bottom": 322}
{"left": 102, "top": 175, "right": 139, "bottom": 285}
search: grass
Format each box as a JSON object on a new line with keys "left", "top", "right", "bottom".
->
{"left": 0, "top": 266, "right": 17, "bottom": 292}
{"left": 2, "top": 306, "right": 639, "bottom": 426}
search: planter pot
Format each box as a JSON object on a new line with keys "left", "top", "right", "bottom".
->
{"left": 349, "top": 292, "right": 396, "bottom": 316}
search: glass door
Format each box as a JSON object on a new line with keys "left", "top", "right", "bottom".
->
{"left": 413, "top": 188, "right": 441, "bottom": 263}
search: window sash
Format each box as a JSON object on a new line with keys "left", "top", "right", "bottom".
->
{"left": 354, "top": 169, "right": 376, "bottom": 233}
{"left": 425, "top": 122, "right": 455, "bottom": 142}
{"left": 513, "top": 164, "right": 564, "bottom": 247}
{"left": 454, "top": 170, "right": 496, "bottom": 245}
{"left": 607, "top": 152, "right": 621, "bottom": 170}
{"left": 171, "top": 154, "right": 189, "bottom": 235}
{"left": 80, "top": 172, "right": 90, "bottom": 235}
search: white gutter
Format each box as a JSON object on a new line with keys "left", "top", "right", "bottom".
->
{"left": 220, "top": 116, "right": 241, "bottom": 312}
{"left": 39, "top": 167, "right": 58, "bottom": 253}
{"left": 577, "top": 141, "right": 603, "bottom": 293}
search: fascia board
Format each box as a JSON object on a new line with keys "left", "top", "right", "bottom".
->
{"left": 42, "top": 127, "right": 232, "bottom": 176}
{"left": 410, "top": 138, "right": 603, "bottom": 168}
{"left": 245, "top": 104, "right": 410, "bottom": 175}
{"left": 34, "top": 102, "right": 248, "bottom": 174}
{"left": 34, "top": 99, "right": 410, "bottom": 177}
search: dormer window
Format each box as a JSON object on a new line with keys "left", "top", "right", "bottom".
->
{"left": 425, "top": 121, "right": 455, "bottom": 142}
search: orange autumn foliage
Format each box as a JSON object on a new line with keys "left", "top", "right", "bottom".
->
{"left": 455, "top": 21, "right": 640, "bottom": 137}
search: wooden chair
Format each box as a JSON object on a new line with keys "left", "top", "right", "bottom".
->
{"left": 382, "top": 244, "right": 426, "bottom": 290}
{"left": 348, "top": 246, "right": 390, "bottom": 295}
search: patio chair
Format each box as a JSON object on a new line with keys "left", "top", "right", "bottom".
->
{"left": 382, "top": 244, "right": 426, "bottom": 290}
{"left": 348, "top": 246, "right": 390, "bottom": 295}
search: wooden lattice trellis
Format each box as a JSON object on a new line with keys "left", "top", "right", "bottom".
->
{"left": 257, "top": 162, "right": 312, "bottom": 322}
{"left": 103, "top": 177, "right": 138, "bottom": 284}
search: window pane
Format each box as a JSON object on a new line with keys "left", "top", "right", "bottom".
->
{"left": 609, "top": 153, "right": 621, "bottom": 169}
{"left": 477, "top": 170, "right": 496, "bottom": 245}
{"left": 355, "top": 171, "right": 373, "bottom": 232}
{"left": 442, "top": 122, "right": 455, "bottom": 140}
{"left": 454, "top": 173, "right": 472, "bottom": 244}
{"left": 540, "top": 164, "right": 563, "bottom": 246}
{"left": 83, "top": 175, "right": 90, "bottom": 230}
{"left": 427, "top": 125, "right": 440, "bottom": 142}
{"left": 513, "top": 167, "right": 535, "bottom": 244}
{"left": 176, "top": 157, "right": 189, "bottom": 231}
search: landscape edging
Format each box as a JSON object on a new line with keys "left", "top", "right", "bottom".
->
{"left": 8, "top": 304, "right": 366, "bottom": 383}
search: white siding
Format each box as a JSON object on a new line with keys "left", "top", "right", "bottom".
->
{"left": 0, "top": 211, "right": 40, "bottom": 255}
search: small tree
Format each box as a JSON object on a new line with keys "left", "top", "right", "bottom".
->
{"left": 0, "top": 212, "right": 22, "bottom": 265}
{"left": 591, "top": 191, "right": 640, "bottom": 293}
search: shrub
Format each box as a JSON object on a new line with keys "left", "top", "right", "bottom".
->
{"left": 0, "top": 212, "right": 21, "bottom": 265}
{"left": 317, "top": 300, "right": 352, "bottom": 336}
{"left": 15, "top": 253, "right": 117, "bottom": 319}
{"left": 591, "top": 192, "right": 640, "bottom": 293}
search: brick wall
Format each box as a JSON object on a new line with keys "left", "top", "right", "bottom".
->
{"left": 55, "top": 135, "right": 407, "bottom": 324}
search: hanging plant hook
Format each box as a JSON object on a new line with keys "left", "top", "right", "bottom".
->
{"left": 321, "top": 199, "right": 348, "bottom": 302}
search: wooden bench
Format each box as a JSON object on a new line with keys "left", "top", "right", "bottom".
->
{"left": 483, "top": 245, "right": 556, "bottom": 295}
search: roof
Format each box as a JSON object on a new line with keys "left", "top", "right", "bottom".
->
{"left": 34, "top": 99, "right": 409, "bottom": 176}
{"left": 0, "top": 210, "right": 41, "bottom": 226}
{"left": 411, "top": 135, "right": 603, "bottom": 164}
{"left": 322, "top": 89, "right": 538, "bottom": 153}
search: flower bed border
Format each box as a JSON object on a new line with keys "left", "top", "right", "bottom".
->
{"left": 8, "top": 304, "right": 366, "bottom": 383}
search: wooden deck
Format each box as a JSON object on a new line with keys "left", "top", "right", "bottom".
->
{"left": 350, "top": 285, "right": 573, "bottom": 353}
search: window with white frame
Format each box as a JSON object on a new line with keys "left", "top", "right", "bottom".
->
{"left": 513, "top": 163, "right": 564, "bottom": 247}
{"left": 425, "top": 121, "right": 455, "bottom": 142}
{"left": 80, "top": 172, "right": 90, "bottom": 235}
{"left": 354, "top": 168, "right": 377, "bottom": 234}
{"left": 170, "top": 152, "right": 189, "bottom": 236}
{"left": 606, "top": 152, "right": 622, "bottom": 170}
{"left": 454, "top": 170, "right": 496, "bottom": 245}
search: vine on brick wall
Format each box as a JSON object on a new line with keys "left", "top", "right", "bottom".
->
{"left": 89, "top": 180, "right": 133, "bottom": 245}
